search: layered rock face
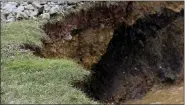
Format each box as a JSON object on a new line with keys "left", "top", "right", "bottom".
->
{"left": 87, "top": 8, "right": 184, "bottom": 103}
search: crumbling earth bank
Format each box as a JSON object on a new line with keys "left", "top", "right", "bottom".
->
{"left": 41, "top": 1, "right": 183, "bottom": 69}
{"left": 87, "top": 8, "right": 184, "bottom": 102}
{"left": 28, "top": 1, "right": 185, "bottom": 103}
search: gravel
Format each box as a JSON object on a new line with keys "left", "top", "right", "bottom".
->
{"left": 1, "top": 0, "right": 84, "bottom": 23}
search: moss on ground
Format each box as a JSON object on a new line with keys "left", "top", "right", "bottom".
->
{"left": 1, "top": 20, "right": 96, "bottom": 104}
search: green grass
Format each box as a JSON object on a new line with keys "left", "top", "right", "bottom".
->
{"left": 1, "top": 20, "right": 96, "bottom": 104}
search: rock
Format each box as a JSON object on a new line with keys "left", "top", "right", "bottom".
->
{"left": 24, "top": 4, "right": 35, "bottom": 10}
{"left": 7, "top": 13, "right": 15, "bottom": 22}
{"left": 63, "top": 0, "right": 68, "bottom": 5}
{"left": 1, "top": 14, "right": 7, "bottom": 22}
{"left": 24, "top": 10, "right": 31, "bottom": 17}
{"left": 67, "top": 1, "right": 77, "bottom": 5}
{"left": 30, "top": 16, "right": 37, "bottom": 20}
{"left": 7, "top": 13, "right": 14, "bottom": 18}
{"left": 2, "top": 3, "right": 17, "bottom": 14}
{"left": 1, "top": 2, "right": 5, "bottom": 8}
{"left": 30, "top": 9, "right": 38, "bottom": 16}
{"left": 49, "top": 5, "right": 60, "bottom": 15}
{"left": 47, "top": 1, "right": 56, "bottom": 6}
{"left": 59, "top": 7, "right": 65, "bottom": 14}
{"left": 27, "top": 1, "right": 32, "bottom": 4}
{"left": 32, "top": 1, "right": 42, "bottom": 8}
{"left": 63, "top": 34, "right": 72, "bottom": 40}
{"left": 44, "top": 4, "right": 51, "bottom": 12}
{"left": 41, "top": 13, "right": 50, "bottom": 20}
{"left": 7, "top": 2, "right": 18, "bottom": 6}
{"left": 7, "top": 17, "right": 16, "bottom": 22}
{"left": 40, "top": 1, "right": 47, "bottom": 5}
{"left": 58, "top": 1, "right": 65, "bottom": 5}
{"left": 49, "top": 1, "right": 56, "bottom": 5}
{"left": 15, "top": 6, "right": 24, "bottom": 13}
{"left": 0, "top": 1, "right": 84, "bottom": 23}
{"left": 66, "top": 6, "right": 74, "bottom": 11}
{"left": 21, "top": 2, "right": 28, "bottom": 6}
{"left": 16, "top": 11, "right": 28, "bottom": 19}
{"left": 62, "top": 4, "right": 68, "bottom": 10}
{"left": 100, "top": 24, "right": 105, "bottom": 29}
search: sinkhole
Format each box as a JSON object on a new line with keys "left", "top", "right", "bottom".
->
{"left": 21, "top": 1, "right": 184, "bottom": 103}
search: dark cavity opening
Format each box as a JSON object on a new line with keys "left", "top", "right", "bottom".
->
{"left": 85, "top": 8, "right": 184, "bottom": 103}
{"left": 20, "top": 1, "right": 184, "bottom": 103}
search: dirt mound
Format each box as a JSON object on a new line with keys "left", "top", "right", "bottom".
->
{"left": 86, "top": 8, "right": 184, "bottom": 103}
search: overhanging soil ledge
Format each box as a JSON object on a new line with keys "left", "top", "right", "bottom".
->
{"left": 22, "top": 1, "right": 184, "bottom": 103}
{"left": 86, "top": 8, "right": 184, "bottom": 103}
{"left": 39, "top": 1, "right": 184, "bottom": 69}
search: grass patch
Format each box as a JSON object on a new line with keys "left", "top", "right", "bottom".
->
{"left": 1, "top": 20, "right": 96, "bottom": 104}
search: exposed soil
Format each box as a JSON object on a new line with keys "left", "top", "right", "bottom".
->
{"left": 23, "top": 1, "right": 184, "bottom": 103}
{"left": 86, "top": 8, "right": 184, "bottom": 103}
{"left": 125, "top": 81, "right": 184, "bottom": 104}
{"left": 40, "top": 1, "right": 183, "bottom": 69}
{"left": 41, "top": 27, "right": 113, "bottom": 69}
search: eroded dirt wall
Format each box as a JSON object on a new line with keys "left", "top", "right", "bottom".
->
{"left": 41, "top": 1, "right": 183, "bottom": 69}
{"left": 87, "top": 8, "right": 184, "bottom": 103}
{"left": 34, "top": 1, "right": 185, "bottom": 103}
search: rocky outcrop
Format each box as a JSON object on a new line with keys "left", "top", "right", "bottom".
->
{"left": 1, "top": 1, "right": 84, "bottom": 23}
{"left": 87, "top": 8, "right": 184, "bottom": 103}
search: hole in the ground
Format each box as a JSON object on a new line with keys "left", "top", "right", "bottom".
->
{"left": 85, "top": 8, "right": 184, "bottom": 103}
{"left": 20, "top": 1, "right": 184, "bottom": 103}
